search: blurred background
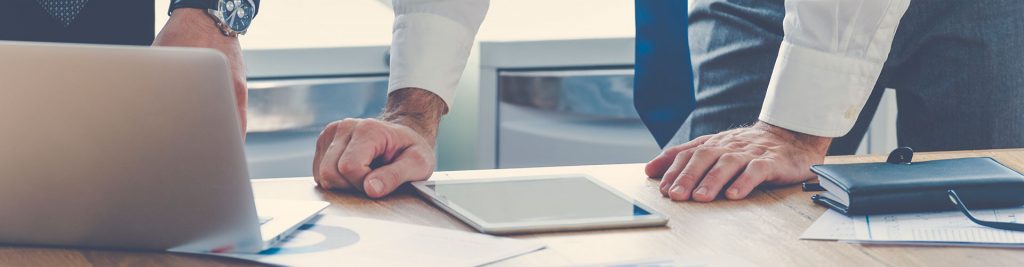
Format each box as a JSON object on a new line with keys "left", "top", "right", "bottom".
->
{"left": 155, "top": 0, "right": 898, "bottom": 179}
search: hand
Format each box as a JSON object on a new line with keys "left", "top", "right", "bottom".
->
{"left": 153, "top": 8, "right": 248, "bottom": 136}
{"left": 645, "top": 121, "right": 832, "bottom": 202}
{"left": 313, "top": 88, "right": 447, "bottom": 198}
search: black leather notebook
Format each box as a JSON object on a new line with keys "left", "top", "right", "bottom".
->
{"left": 810, "top": 157, "right": 1024, "bottom": 215}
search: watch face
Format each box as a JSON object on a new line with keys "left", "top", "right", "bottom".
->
{"left": 217, "top": 0, "right": 255, "bottom": 33}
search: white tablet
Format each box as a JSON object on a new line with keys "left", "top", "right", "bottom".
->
{"left": 412, "top": 174, "right": 668, "bottom": 234}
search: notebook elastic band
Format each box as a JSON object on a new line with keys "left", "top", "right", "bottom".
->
{"left": 947, "top": 189, "right": 1024, "bottom": 232}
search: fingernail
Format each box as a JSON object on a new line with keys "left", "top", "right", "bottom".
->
{"left": 728, "top": 188, "right": 739, "bottom": 198}
{"left": 695, "top": 187, "right": 708, "bottom": 196}
{"left": 368, "top": 179, "right": 383, "bottom": 195}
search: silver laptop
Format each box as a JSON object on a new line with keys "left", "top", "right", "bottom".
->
{"left": 0, "top": 41, "right": 328, "bottom": 253}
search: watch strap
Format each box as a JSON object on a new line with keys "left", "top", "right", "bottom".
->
{"left": 168, "top": 0, "right": 260, "bottom": 17}
{"left": 168, "top": 0, "right": 216, "bottom": 16}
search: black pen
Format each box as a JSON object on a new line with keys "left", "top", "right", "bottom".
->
{"left": 802, "top": 182, "right": 825, "bottom": 192}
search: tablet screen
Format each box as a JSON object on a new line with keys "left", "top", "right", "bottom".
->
{"left": 428, "top": 176, "right": 650, "bottom": 224}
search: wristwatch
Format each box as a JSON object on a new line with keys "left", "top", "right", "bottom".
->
{"left": 168, "top": 0, "right": 259, "bottom": 37}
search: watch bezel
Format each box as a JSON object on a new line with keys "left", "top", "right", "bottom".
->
{"left": 206, "top": 0, "right": 255, "bottom": 36}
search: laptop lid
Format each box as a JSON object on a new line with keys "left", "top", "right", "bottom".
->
{"left": 0, "top": 41, "right": 263, "bottom": 253}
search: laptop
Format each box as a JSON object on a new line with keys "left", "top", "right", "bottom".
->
{"left": 0, "top": 41, "right": 327, "bottom": 253}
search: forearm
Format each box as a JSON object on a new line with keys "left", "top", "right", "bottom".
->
{"left": 378, "top": 88, "right": 447, "bottom": 145}
{"left": 153, "top": 8, "right": 248, "bottom": 132}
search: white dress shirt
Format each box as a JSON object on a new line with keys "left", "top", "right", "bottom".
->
{"left": 759, "top": 0, "right": 911, "bottom": 137}
{"left": 390, "top": 0, "right": 910, "bottom": 139}
{"left": 388, "top": 0, "right": 490, "bottom": 108}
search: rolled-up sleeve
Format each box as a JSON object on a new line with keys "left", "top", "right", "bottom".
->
{"left": 388, "top": 0, "right": 490, "bottom": 109}
{"left": 758, "top": 0, "right": 910, "bottom": 137}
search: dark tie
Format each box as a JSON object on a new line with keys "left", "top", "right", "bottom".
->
{"left": 38, "top": 0, "right": 90, "bottom": 27}
{"left": 633, "top": 0, "right": 696, "bottom": 148}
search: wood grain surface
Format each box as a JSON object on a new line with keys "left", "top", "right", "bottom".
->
{"left": 3, "top": 149, "right": 1024, "bottom": 266}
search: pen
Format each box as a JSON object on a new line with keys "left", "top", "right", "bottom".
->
{"left": 802, "top": 182, "right": 825, "bottom": 192}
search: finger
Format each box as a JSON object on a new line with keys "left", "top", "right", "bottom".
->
{"left": 317, "top": 119, "right": 359, "bottom": 190}
{"left": 659, "top": 148, "right": 694, "bottom": 196}
{"left": 668, "top": 147, "right": 724, "bottom": 201}
{"left": 692, "top": 153, "right": 750, "bottom": 202}
{"left": 337, "top": 120, "right": 390, "bottom": 192}
{"left": 725, "top": 158, "right": 772, "bottom": 200}
{"left": 312, "top": 122, "right": 340, "bottom": 187}
{"left": 645, "top": 135, "right": 711, "bottom": 178}
{"left": 363, "top": 146, "right": 435, "bottom": 198}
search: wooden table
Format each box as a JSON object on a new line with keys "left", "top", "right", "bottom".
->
{"left": 4, "top": 149, "right": 1024, "bottom": 266}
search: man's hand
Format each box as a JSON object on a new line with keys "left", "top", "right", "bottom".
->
{"left": 645, "top": 121, "right": 832, "bottom": 202}
{"left": 313, "top": 88, "right": 446, "bottom": 198}
{"left": 153, "top": 8, "right": 248, "bottom": 135}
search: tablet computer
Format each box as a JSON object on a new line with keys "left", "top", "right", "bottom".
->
{"left": 412, "top": 174, "right": 668, "bottom": 234}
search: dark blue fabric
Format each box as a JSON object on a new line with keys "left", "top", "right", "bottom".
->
{"left": 0, "top": 0, "right": 154, "bottom": 45}
{"left": 633, "top": 0, "right": 696, "bottom": 148}
{"left": 0, "top": 0, "right": 260, "bottom": 46}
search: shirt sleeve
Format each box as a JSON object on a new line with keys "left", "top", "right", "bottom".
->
{"left": 757, "top": 0, "right": 911, "bottom": 137}
{"left": 388, "top": 0, "right": 490, "bottom": 109}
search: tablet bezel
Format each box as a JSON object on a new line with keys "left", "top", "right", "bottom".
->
{"left": 412, "top": 174, "right": 669, "bottom": 234}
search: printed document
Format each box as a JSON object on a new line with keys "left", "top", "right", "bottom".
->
{"left": 206, "top": 215, "right": 545, "bottom": 266}
{"left": 851, "top": 207, "right": 1024, "bottom": 246}
{"left": 802, "top": 207, "right": 1024, "bottom": 247}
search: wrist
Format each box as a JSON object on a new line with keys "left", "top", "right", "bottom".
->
{"left": 754, "top": 121, "right": 832, "bottom": 153}
{"left": 378, "top": 88, "right": 447, "bottom": 143}
{"left": 165, "top": 8, "right": 228, "bottom": 38}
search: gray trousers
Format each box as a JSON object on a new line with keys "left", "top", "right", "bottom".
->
{"left": 671, "top": 0, "right": 1024, "bottom": 155}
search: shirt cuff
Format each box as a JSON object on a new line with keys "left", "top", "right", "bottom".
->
{"left": 387, "top": 13, "right": 476, "bottom": 108}
{"left": 758, "top": 41, "right": 884, "bottom": 137}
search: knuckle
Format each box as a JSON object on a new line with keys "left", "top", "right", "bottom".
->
{"left": 409, "top": 148, "right": 434, "bottom": 167}
{"left": 323, "top": 121, "right": 343, "bottom": 134}
{"left": 407, "top": 153, "right": 427, "bottom": 167}
{"left": 719, "top": 153, "right": 743, "bottom": 163}
{"left": 664, "top": 144, "right": 686, "bottom": 154}
{"left": 315, "top": 130, "right": 331, "bottom": 145}
{"left": 673, "top": 149, "right": 693, "bottom": 161}
{"left": 733, "top": 173, "right": 755, "bottom": 185}
{"left": 746, "top": 144, "right": 768, "bottom": 155}
{"left": 677, "top": 172, "right": 700, "bottom": 183}
{"left": 748, "top": 158, "right": 772, "bottom": 169}
{"left": 359, "top": 119, "right": 389, "bottom": 133}
{"left": 336, "top": 162, "right": 362, "bottom": 176}
{"left": 692, "top": 147, "right": 715, "bottom": 157}
{"left": 340, "top": 118, "right": 360, "bottom": 126}
{"left": 703, "top": 170, "right": 721, "bottom": 182}
{"left": 353, "top": 119, "right": 369, "bottom": 129}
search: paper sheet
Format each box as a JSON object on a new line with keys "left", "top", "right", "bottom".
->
{"left": 206, "top": 215, "right": 545, "bottom": 267}
{"left": 573, "top": 253, "right": 757, "bottom": 265}
{"left": 569, "top": 256, "right": 757, "bottom": 267}
{"left": 800, "top": 209, "right": 857, "bottom": 240}
{"left": 851, "top": 207, "right": 1024, "bottom": 246}
{"left": 802, "top": 208, "right": 1024, "bottom": 247}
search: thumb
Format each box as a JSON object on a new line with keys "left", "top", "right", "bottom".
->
{"left": 362, "top": 146, "right": 434, "bottom": 198}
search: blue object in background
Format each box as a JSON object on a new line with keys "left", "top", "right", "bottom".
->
{"left": 633, "top": 0, "right": 696, "bottom": 148}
